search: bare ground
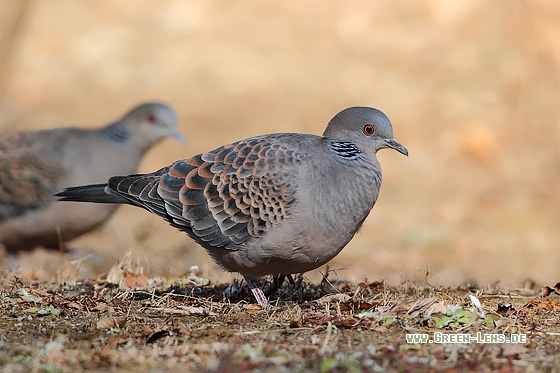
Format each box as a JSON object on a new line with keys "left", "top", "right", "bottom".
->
{"left": 1, "top": 259, "right": 559, "bottom": 372}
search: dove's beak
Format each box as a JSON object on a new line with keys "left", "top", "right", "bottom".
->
{"left": 384, "top": 138, "right": 408, "bottom": 156}
{"left": 170, "top": 127, "right": 187, "bottom": 144}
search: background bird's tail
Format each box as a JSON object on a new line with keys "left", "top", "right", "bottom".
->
{"left": 54, "top": 184, "right": 130, "bottom": 204}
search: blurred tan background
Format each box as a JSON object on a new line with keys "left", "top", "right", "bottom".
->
{"left": 1, "top": 1, "right": 559, "bottom": 287}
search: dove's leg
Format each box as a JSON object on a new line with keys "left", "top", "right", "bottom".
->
{"left": 286, "top": 274, "right": 295, "bottom": 286}
{"left": 245, "top": 277, "right": 268, "bottom": 307}
{"left": 266, "top": 274, "right": 297, "bottom": 295}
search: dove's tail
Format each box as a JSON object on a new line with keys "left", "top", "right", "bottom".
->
{"left": 54, "top": 184, "right": 130, "bottom": 204}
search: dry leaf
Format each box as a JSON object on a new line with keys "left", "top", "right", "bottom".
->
{"left": 28, "top": 288, "right": 50, "bottom": 297}
{"left": 524, "top": 300, "right": 560, "bottom": 310}
{"left": 428, "top": 301, "right": 448, "bottom": 314}
{"left": 107, "top": 334, "right": 132, "bottom": 349}
{"left": 106, "top": 251, "right": 146, "bottom": 288}
{"left": 542, "top": 286, "right": 560, "bottom": 297}
{"left": 96, "top": 317, "right": 127, "bottom": 330}
{"left": 245, "top": 304, "right": 265, "bottom": 313}
{"left": 391, "top": 296, "right": 412, "bottom": 313}
{"left": 407, "top": 297, "right": 437, "bottom": 317}
{"left": 356, "top": 280, "right": 383, "bottom": 289}
{"left": 64, "top": 301, "right": 84, "bottom": 310}
{"left": 106, "top": 263, "right": 125, "bottom": 286}
{"left": 141, "top": 326, "right": 153, "bottom": 336}
{"left": 316, "top": 294, "right": 351, "bottom": 305}
{"left": 91, "top": 303, "right": 110, "bottom": 312}
{"left": 124, "top": 272, "right": 149, "bottom": 288}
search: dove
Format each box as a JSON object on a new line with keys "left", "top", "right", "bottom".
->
{"left": 56, "top": 106, "right": 407, "bottom": 306}
{"left": 0, "top": 102, "right": 185, "bottom": 254}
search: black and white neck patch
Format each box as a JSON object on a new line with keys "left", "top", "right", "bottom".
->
{"left": 328, "top": 140, "right": 362, "bottom": 161}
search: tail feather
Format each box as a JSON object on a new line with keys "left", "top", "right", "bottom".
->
{"left": 54, "top": 184, "right": 130, "bottom": 204}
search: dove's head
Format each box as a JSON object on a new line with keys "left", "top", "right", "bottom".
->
{"left": 121, "top": 102, "right": 186, "bottom": 146}
{"left": 323, "top": 106, "right": 407, "bottom": 156}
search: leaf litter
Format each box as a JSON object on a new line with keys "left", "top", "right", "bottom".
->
{"left": 1, "top": 256, "right": 560, "bottom": 372}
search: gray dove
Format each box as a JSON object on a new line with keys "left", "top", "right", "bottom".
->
{"left": 0, "top": 102, "right": 185, "bottom": 254}
{"left": 56, "top": 107, "right": 407, "bottom": 306}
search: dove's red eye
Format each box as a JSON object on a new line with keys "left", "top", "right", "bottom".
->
{"left": 147, "top": 113, "right": 156, "bottom": 123}
{"left": 363, "top": 124, "right": 375, "bottom": 135}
